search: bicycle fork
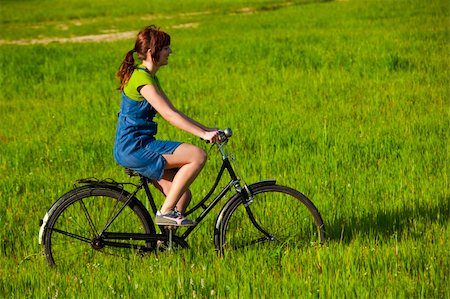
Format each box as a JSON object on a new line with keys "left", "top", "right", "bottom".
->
{"left": 235, "top": 182, "right": 275, "bottom": 242}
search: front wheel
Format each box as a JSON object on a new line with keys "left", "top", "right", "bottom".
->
{"left": 215, "top": 184, "right": 325, "bottom": 253}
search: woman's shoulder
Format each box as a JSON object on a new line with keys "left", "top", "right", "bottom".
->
{"left": 130, "top": 66, "right": 155, "bottom": 84}
{"left": 124, "top": 67, "right": 159, "bottom": 100}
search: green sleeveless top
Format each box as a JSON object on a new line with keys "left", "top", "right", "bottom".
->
{"left": 123, "top": 65, "right": 162, "bottom": 101}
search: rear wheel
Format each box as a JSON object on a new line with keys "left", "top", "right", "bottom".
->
{"left": 216, "top": 184, "right": 325, "bottom": 253}
{"left": 43, "top": 187, "right": 155, "bottom": 267}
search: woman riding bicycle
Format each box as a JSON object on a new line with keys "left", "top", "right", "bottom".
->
{"left": 114, "top": 25, "right": 220, "bottom": 227}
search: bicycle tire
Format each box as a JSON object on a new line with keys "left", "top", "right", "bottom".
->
{"left": 43, "top": 186, "right": 155, "bottom": 267}
{"left": 215, "top": 184, "right": 325, "bottom": 253}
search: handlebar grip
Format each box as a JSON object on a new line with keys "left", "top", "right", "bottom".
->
{"left": 200, "top": 128, "right": 232, "bottom": 143}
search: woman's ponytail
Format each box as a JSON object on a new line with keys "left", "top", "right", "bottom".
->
{"left": 117, "top": 49, "right": 136, "bottom": 91}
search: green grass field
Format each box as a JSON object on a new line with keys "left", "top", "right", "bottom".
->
{"left": 1, "top": 0, "right": 449, "bottom": 297}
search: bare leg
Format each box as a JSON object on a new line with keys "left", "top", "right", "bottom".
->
{"left": 159, "top": 143, "right": 207, "bottom": 214}
{"left": 152, "top": 169, "right": 192, "bottom": 214}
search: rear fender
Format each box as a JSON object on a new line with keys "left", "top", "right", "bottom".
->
{"left": 38, "top": 181, "right": 132, "bottom": 245}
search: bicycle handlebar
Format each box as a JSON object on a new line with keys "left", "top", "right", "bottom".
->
{"left": 202, "top": 128, "right": 232, "bottom": 144}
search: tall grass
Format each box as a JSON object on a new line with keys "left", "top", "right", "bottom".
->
{"left": 1, "top": 0, "right": 449, "bottom": 298}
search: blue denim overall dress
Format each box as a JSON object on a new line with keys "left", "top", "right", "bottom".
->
{"left": 113, "top": 91, "right": 181, "bottom": 180}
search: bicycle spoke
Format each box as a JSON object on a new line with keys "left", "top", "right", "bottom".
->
{"left": 231, "top": 236, "right": 274, "bottom": 249}
{"left": 79, "top": 199, "right": 99, "bottom": 236}
{"left": 49, "top": 227, "right": 91, "bottom": 243}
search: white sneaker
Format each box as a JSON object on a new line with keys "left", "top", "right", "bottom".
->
{"left": 155, "top": 210, "right": 196, "bottom": 227}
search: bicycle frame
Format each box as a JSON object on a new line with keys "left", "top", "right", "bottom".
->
{"left": 98, "top": 140, "right": 259, "bottom": 246}
{"left": 166, "top": 151, "right": 245, "bottom": 239}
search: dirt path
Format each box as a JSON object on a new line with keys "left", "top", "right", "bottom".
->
{"left": 0, "top": 31, "right": 137, "bottom": 46}
{"left": 0, "top": 22, "right": 203, "bottom": 46}
{"left": 0, "top": 2, "right": 297, "bottom": 46}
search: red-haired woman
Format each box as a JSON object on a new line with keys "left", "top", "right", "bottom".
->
{"left": 114, "top": 25, "right": 219, "bottom": 226}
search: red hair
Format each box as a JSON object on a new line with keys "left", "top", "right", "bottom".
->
{"left": 117, "top": 25, "right": 171, "bottom": 90}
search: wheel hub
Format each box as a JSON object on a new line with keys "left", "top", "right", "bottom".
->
{"left": 91, "top": 238, "right": 105, "bottom": 250}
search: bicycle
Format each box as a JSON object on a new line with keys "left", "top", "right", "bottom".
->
{"left": 39, "top": 128, "right": 325, "bottom": 267}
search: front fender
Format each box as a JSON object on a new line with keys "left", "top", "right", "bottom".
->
{"left": 214, "top": 180, "right": 276, "bottom": 235}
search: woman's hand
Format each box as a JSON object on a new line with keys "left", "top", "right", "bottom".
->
{"left": 202, "top": 130, "right": 220, "bottom": 143}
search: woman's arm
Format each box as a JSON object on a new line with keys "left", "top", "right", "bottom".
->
{"left": 140, "top": 84, "right": 218, "bottom": 141}
{"left": 159, "top": 89, "right": 214, "bottom": 132}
